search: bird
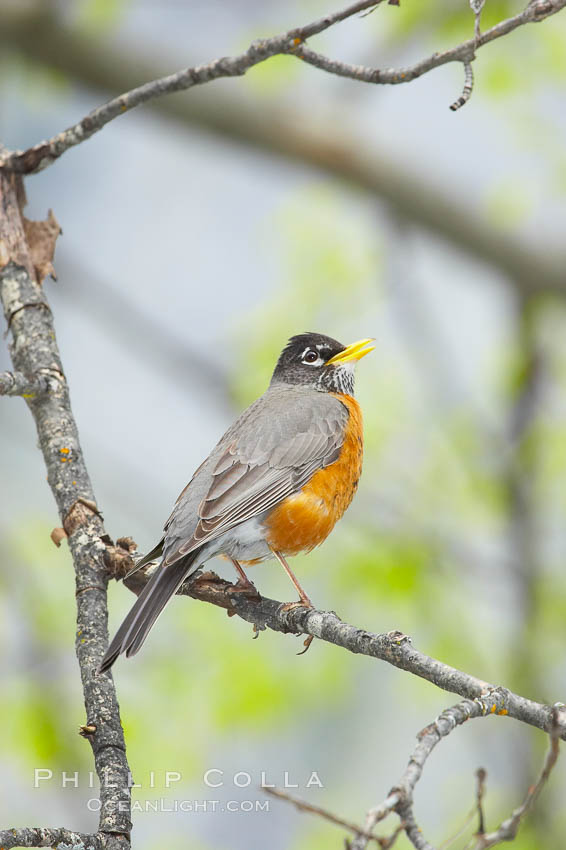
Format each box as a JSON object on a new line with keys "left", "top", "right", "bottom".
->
{"left": 99, "top": 332, "right": 374, "bottom": 672}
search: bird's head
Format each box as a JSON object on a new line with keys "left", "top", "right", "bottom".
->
{"left": 270, "top": 332, "right": 374, "bottom": 395}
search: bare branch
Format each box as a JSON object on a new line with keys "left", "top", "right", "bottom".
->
{"left": 345, "top": 700, "right": 562, "bottom": 850}
{"left": 474, "top": 706, "right": 562, "bottom": 848}
{"left": 3, "top": 12, "right": 566, "bottom": 295}
{"left": 0, "top": 827, "right": 102, "bottom": 850}
{"left": 291, "top": 0, "right": 563, "bottom": 109}
{"left": 0, "top": 368, "right": 61, "bottom": 397}
{"left": 475, "top": 768, "right": 487, "bottom": 837}
{"left": 108, "top": 550, "right": 566, "bottom": 744}
{"left": 350, "top": 694, "right": 561, "bottom": 850}
{"left": 0, "top": 163, "right": 132, "bottom": 845}
{"left": 263, "top": 787, "right": 388, "bottom": 846}
{"left": 2, "top": 0, "right": 565, "bottom": 175}
{"left": 449, "top": 62, "right": 474, "bottom": 112}
{"left": 470, "top": 0, "right": 487, "bottom": 40}
{"left": 350, "top": 698, "right": 507, "bottom": 850}
{"left": 0, "top": 0, "right": 384, "bottom": 174}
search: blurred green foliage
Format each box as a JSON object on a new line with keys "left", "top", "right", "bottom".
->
{"left": 76, "top": 0, "right": 130, "bottom": 32}
{"left": 1, "top": 525, "right": 86, "bottom": 768}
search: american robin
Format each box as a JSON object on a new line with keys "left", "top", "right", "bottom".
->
{"left": 100, "top": 332, "right": 374, "bottom": 672}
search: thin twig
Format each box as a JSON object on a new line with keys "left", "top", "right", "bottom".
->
{"left": 474, "top": 705, "right": 562, "bottom": 848}
{"left": 470, "top": 0, "right": 487, "bottom": 40}
{"left": 475, "top": 768, "right": 487, "bottom": 836}
{"left": 295, "top": 0, "right": 565, "bottom": 89}
{"left": 438, "top": 801, "right": 477, "bottom": 850}
{"left": 263, "top": 787, "right": 386, "bottom": 845}
{"left": 351, "top": 696, "right": 520, "bottom": 850}
{"left": 449, "top": 61, "right": 474, "bottom": 111}
{"left": 1, "top": 0, "right": 565, "bottom": 174}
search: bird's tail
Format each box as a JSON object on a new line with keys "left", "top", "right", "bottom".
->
{"left": 98, "top": 551, "right": 200, "bottom": 673}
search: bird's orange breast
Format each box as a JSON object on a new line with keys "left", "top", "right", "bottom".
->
{"left": 264, "top": 394, "right": 363, "bottom": 556}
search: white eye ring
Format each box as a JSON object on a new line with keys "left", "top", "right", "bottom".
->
{"left": 301, "top": 348, "right": 324, "bottom": 366}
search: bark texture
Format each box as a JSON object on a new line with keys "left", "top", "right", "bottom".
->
{"left": 0, "top": 165, "right": 132, "bottom": 846}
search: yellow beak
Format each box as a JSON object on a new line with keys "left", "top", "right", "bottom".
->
{"left": 325, "top": 338, "right": 375, "bottom": 365}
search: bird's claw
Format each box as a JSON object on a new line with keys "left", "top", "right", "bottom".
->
{"left": 278, "top": 600, "right": 315, "bottom": 654}
{"left": 226, "top": 579, "right": 261, "bottom": 599}
{"left": 280, "top": 598, "right": 313, "bottom": 613}
{"left": 297, "top": 634, "right": 314, "bottom": 655}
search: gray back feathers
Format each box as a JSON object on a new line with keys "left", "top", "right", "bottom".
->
{"left": 162, "top": 385, "right": 348, "bottom": 564}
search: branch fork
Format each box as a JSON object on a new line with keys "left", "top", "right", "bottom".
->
{"left": 1, "top": 0, "right": 565, "bottom": 174}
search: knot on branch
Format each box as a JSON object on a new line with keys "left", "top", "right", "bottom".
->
{"left": 530, "top": 0, "right": 556, "bottom": 19}
{"left": 0, "top": 367, "right": 63, "bottom": 398}
{"left": 103, "top": 536, "right": 138, "bottom": 579}
{"left": 474, "top": 686, "right": 510, "bottom": 717}
{"left": 63, "top": 496, "right": 103, "bottom": 537}
{"left": 248, "top": 38, "right": 271, "bottom": 60}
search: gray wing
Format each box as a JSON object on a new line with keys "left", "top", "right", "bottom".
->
{"left": 162, "top": 385, "right": 348, "bottom": 566}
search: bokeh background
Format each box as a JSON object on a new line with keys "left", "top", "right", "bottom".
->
{"left": 1, "top": 1, "right": 566, "bottom": 847}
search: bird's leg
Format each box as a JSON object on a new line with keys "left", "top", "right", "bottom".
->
{"left": 271, "top": 549, "right": 315, "bottom": 655}
{"left": 271, "top": 549, "right": 314, "bottom": 608}
{"left": 227, "top": 557, "right": 260, "bottom": 597}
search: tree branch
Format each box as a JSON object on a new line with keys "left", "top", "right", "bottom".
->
{"left": 473, "top": 706, "right": 562, "bottom": 848}
{"left": 350, "top": 697, "right": 512, "bottom": 850}
{"left": 0, "top": 368, "right": 60, "bottom": 397}
{"left": 353, "top": 700, "right": 560, "bottom": 850}
{"left": 106, "top": 546, "right": 566, "bottom": 744}
{"left": 0, "top": 0, "right": 383, "bottom": 174}
{"left": 294, "top": 0, "right": 565, "bottom": 98}
{"left": 3, "top": 9, "right": 565, "bottom": 296}
{"left": 262, "top": 787, "right": 389, "bottom": 846}
{"left": 0, "top": 827, "right": 103, "bottom": 850}
{"left": 0, "top": 164, "right": 132, "bottom": 846}
{"left": 449, "top": 61, "right": 474, "bottom": 112}
{"left": 262, "top": 695, "right": 561, "bottom": 850}
{"left": 2, "top": 0, "right": 565, "bottom": 175}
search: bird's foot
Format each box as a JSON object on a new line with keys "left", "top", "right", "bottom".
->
{"left": 297, "top": 635, "right": 314, "bottom": 655}
{"left": 279, "top": 594, "right": 314, "bottom": 613}
{"left": 227, "top": 577, "right": 261, "bottom": 599}
{"left": 252, "top": 622, "right": 267, "bottom": 640}
{"left": 279, "top": 597, "right": 315, "bottom": 655}
{"left": 225, "top": 580, "right": 261, "bottom": 617}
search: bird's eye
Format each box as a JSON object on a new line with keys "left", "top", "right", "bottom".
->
{"left": 303, "top": 349, "right": 319, "bottom": 364}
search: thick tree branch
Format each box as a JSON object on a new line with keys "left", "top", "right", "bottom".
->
{"left": 0, "top": 166, "right": 132, "bottom": 846}
{"left": 2, "top": 9, "right": 565, "bottom": 295}
{"left": 0, "top": 368, "right": 60, "bottom": 397}
{"left": 2, "top": 0, "right": 565, "bottom": 175}
{"left": 106, "top": 548, "right": 566, "bottom": 744}
{"left": 0, "top": 827, "right": 102, "bottom": 850}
